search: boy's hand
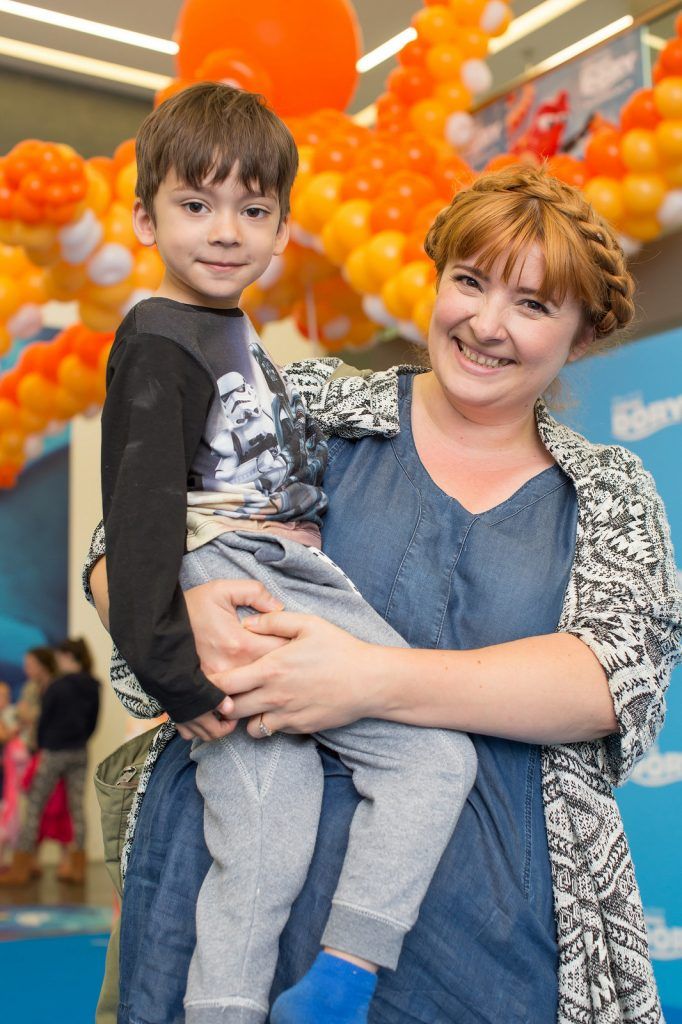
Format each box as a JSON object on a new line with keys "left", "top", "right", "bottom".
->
{"left": 176, "top": 696, "right": 236, "bottom": 742}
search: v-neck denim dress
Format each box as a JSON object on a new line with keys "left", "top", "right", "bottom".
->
{"left": 275, "top": 373, "right": 578, "bottom": 1023}
{"left": 119, "top": 372, "right": 578, "bottom": 1024}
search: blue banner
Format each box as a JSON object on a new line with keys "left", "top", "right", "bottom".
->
{"left": 563, "top": 329, "right": 682, "bottom": 1016}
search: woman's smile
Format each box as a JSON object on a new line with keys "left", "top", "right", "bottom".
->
{"left": 454, "top": 338, "right": 516, "bottom": 370}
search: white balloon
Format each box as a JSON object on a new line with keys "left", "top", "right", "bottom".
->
{"left": 657, "top": 189, "right": 682, "bottom": 230}
{"left": 445, "top": 112, "right": 476, "bottom": 149}
{"left": 290, "top": 224, "right": 319, "bottom": 250}
{"left": 461, "top": 59, "right": 493, "bottom": 96}
{"left": 121, "top": 288, "right": 154, "bottom": 316}
{"left": 256, "top": 304, "right": 281, "bottom": 324}
{"left": 24, "top": 436, "right": 45, "bottom": 461}
{"left": 7, "top": 303, "right": 43, "bottom": 339}
{"left": 257, "top": 254, "right": 284, "bottom": 290}
{"left": 321, "top": 315, "right": 352, "bottom": 342}
{"left": 361, "top": 295, "right": 397, "bottom": 328}
{"left": 480, "top": 0, "right": 510, "bottom": 34}
{"left": 615, "top": 233, "right": 642, "bottom": 258}
{"left": 59, "top": 209, "right": 103, "bottom": 266}
{"left": 396, "top": 319, "right": 427, "bottom": 346}
{"left": 87, "top": 243, "right": 134, "bottom": 286}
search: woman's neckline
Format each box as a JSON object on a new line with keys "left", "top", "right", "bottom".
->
{"left": 399, "top": 373, "right": 565, "bottom": 519}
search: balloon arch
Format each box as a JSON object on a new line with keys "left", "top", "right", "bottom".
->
{"left": 1, "top": 0, "right": 682, "bottom": 486}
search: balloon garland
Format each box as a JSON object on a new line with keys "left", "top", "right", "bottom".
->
{"left": 1, "top": 0, "right": 682, "bottom": 488}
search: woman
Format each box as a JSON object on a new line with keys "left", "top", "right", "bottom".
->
{"left": 1, "top": 638, "right": 100, "bottom": 885}
{"left": 87, "top": 167, "right": 681, "bottom": 1024}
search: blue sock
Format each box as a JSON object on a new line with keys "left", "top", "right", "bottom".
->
{"left": 270, "top": 951, "right": 378, "bottom": 1024}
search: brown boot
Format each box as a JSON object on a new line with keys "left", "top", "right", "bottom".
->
{"left": 0, "top": 850, "right": 38, "bottom": 886}
{"left": 57, "top": 849, "right": 86, "bottom": 884}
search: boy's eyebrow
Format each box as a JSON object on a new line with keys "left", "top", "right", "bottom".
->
{"left": 171, "top": 181, "right": 275, "bottom": 201}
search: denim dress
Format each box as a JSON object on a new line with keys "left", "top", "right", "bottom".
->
{"left": 119, "top": 373, "right": 578, "bottom": 1024}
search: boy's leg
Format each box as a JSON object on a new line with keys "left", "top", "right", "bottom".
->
{"left": 180, "top": 542, "right": 324, "bottom": 1024}
{"left": 218, "top": 535, "right": 476, "bottom": 970}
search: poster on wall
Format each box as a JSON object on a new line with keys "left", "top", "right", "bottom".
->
{"left": 464, "top": 27, "right": 646, "bottom": 169}
{"left": 0, "top": 331, "right": 69, "bottom": 693}
{"left": 564, "top": 328, "right": 682, "bottom": 1020}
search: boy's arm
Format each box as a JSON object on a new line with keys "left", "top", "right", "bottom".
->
{"left": 102, "top": 333, "right": 228, "bottom": 723}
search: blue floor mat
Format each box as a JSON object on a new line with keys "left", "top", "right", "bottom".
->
{"left": 0, "top": 932, "right": 109, "bottom": 1024}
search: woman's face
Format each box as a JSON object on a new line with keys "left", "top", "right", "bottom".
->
{"left": 23, "top": 653, "right": 51, "bottom": 686}
{"left": 427, "top": 243, "right": 591, "bottom": 423}
{"left": 55, "top": 650, "right": 78, "bottom": 674}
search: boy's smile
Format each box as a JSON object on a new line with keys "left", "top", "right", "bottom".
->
{"left": 133, "top": 165, "right": 289, "bottom": 309}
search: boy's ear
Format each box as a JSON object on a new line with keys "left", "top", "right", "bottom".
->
{"left": 133, "top": 199, "right": 157, "bottom": 247}
{"left": 273, "top": 214, "right": 290, "bottom": 257}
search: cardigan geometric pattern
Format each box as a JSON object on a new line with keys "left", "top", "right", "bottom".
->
{"left": 84, "top": 359, "right": 682, "bottom": 1024}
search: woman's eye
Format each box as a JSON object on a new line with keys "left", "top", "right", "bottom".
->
{"left": 523, "top": 299, "right": 549, "bottom": 314}
{"left": 455, "top": 274, "right": 480, "bottom": 289}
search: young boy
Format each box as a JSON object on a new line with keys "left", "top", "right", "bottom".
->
{"left": 102, "top": 82, "right": 476, "bottom": 1024}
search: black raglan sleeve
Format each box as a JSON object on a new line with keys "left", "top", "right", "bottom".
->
{"left": 101, "top": 332, "right": 227, "bottom": 722}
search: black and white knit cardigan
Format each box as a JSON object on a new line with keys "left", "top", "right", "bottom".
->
{"left": 85, "top": 360, "right": 682, "bottom": 1024}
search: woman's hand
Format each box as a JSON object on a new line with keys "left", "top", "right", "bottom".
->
{"left": 183, "top": 579, "right": 288, "bottom": 677}
{"left": 207, "top": 611, "right": 385, "bottom": 737}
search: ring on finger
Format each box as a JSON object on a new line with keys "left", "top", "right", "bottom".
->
{"left": 258, "top": 713, "right": 274, "bottom": 738}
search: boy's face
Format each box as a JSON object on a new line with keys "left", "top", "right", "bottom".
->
{"left": 133, "top": 164, "right": 289, "bottom": 309}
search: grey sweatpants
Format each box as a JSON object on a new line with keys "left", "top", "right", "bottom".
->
{"left": 180, "top": 531, "right": 476, "bottom": 1024}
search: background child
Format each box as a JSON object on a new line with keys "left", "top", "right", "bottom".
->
{"left": 102, "top": 82, "right": 476, "bottom": 1024}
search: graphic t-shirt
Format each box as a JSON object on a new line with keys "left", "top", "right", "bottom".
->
{"left": 185, "top": 309, "right": 327, "bottom": 548}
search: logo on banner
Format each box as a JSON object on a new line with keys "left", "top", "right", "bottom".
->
{"left": 611, "top": 392, "right": 682, "bottom": 440}
{"left": 631, "top": 743, "right": 682, "bottom": 787}
{"left": 645, "top": 910, "right": 682, "bottom": 961}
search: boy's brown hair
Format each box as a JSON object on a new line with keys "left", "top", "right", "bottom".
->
{"left": 135, "top": 82, "right": 299, "bottom": 221}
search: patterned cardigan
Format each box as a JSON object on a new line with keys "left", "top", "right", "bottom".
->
{"left": 84, "top": 359, "right": 682, "bottom": 1024}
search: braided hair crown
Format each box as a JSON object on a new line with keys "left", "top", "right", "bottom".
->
{"left": 425, "top": 164, "right": 636, "bottom": 343}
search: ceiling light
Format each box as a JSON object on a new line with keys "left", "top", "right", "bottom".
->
{"left": 0, "top": 0, "right": 178, "bottom": 54}
{"left": 643, "top": 32, "right": 666, "bottom": 52}
{"left": 0, "top": 34, "right": 171, "bottom": 89}
{"left": 356, "top": 27, "right": 417, "bottom": 74}
{"left": 530, "top": 16, "right": 634, "bottom": 76}
{"left": 489, "top": 0, "right": 590, "bottom": 54}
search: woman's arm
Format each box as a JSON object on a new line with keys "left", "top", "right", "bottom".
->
{"left": 207, "top": 612, "right": 617, "bottom": 744}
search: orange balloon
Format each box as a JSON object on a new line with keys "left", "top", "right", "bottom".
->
{"left": 621, "top": 216, "right": 661, "bottom": 242}
{"left": 132, "top": 247, "right": 164, "bottom": 291}
{"left": 343, "top": 246, "right": 384, "bottom": 295}
{"left": 662, "top": 160, "right": 682, "bottom": 188}
{"left": 58, "top": 353, "right": 100, "bottom": 399}
{"left": 545, "top": 154, "right": 588, "bottom": 188}
{"left": 584, "top": 128, "right": 625, "bottom": 178}
{"left": 654, "top": 77, "right": 682, "bottom": 120}
{"left": 84, "top": 163, "right": 113, "bottom": 217}
{"left": 656, "top": 120, "right": 682, "bottom": 163}
{"left": 0, "top": 274, "right": 19, "bottom": 319}
{"left": 0, "top": 398, "right": 18, "bottom": 431}
{"left": 426, "top": 44, "right": 464, "bottom": 82}
{"left": 661, "top": 38, "right": 682, "bottom": 77}
{"left": 412, "top": 293, "right": 435, "bottom": 337}
{"left": 103, "top": 202, "right": 137, "bottom": 248}
{"left": 412, "top": 6, "right": 457, "bottom": 44}
{"left": 174, "top": 0, "right": 361, "bottom": 117}
{"left": 621, "top": 174, "right": 666, "bottom": 217}
{"left": 620, "top": 89, "right": 661, "bottom": 132}
{"left": 449, "top": 0, "right": 487, "bottom": 27}
{"left": 115, "top": 163, "right": 137, "bottom": 206}
{"left": 16, "top": 373, "right": 58, "bottom": 418}
{"left": 620, "top": 130, "right": 660, "bottom": 173}
{"left": 410, "top": 99, "right": 448, "bottom": 139}
{"left": 365, "top": 231, "right": 407, "bottom": 285}
{"left": 435, "top": 80, "right": 473, "bottom": 113}
{"left": 295, "top": 172, "right": 343, "bottom": 233}
{"left": 329, "top": 200, "right": 372, "bottom": 253}
{"left": 583, "top": 177, "right": 625, "bottom": 224}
